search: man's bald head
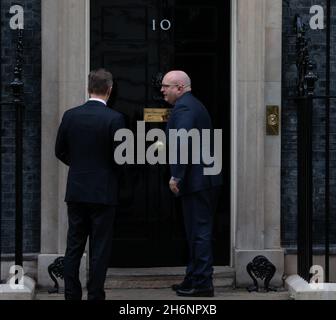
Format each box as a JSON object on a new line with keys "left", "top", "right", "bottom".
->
{"left": 161, "top": 70, "right": 192, "bottom": 105}
{"left": 164, "top": 71, "right": 191, "bottom": 89}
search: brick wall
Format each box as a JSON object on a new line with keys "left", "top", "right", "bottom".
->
{"left": 1, "top": 0, "right": 41, "bottom": 253}
{"left": 282, "top": 0, "right": 336, "bottom": 251}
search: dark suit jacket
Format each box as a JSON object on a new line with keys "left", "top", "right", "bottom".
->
{"left": 55, "top": 100, "right": 125, "bottom": 205}
{"left": 166, "top": 92, "right": 223, "bottom": 196}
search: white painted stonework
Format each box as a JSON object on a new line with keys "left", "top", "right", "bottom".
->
{"left": 39, "top": 0, "right": 90, "bottom": 287}
{"left": 232, "top": 0, "right": 284, "bottom": 287}
{"left": 37, "top": 254, "right": 87, "bottom": 289}
{"left": 286, "top": 275, "right": 336, "bottom": 300}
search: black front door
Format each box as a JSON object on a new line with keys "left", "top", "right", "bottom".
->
{"left": 90, "top": 0, "right": 230, "bottom": 267}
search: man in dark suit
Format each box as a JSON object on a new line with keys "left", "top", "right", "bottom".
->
{"left": 55, "top": 69, "right": 124, "bottom": 300}
{"left": 162, "top": 70, "right": 222, "bottom": 297}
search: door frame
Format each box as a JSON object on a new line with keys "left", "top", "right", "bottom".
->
{"left": 40, "top": 0, "right": 285, "bottom": 286}
{"left": 230, "top": 0, "right": 237, "bottom": 267}
{"left": 40, "top": 0, "right": 235, "bottom": 268}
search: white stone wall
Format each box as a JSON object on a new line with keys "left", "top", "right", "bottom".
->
{"left": 264, "top": 0, "right": 282, "bottom": 250}
{"left": 232, "top": 0, "right": 284, "bottom": 286}
{"left": 39, "top": 0, "right": 89, "bottom": 286}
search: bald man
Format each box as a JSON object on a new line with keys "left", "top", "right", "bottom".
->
{"left": 162, "top": 71, "right": 223, "bottom": 297}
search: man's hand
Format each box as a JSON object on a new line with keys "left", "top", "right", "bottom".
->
{"left": 169, "top": 177, "right": 180, "bottom": 195}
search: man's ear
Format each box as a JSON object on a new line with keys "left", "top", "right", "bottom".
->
{"left": 106, "top": 87, "right": 112, "bottom": 99}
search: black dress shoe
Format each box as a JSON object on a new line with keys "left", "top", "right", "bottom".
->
{"left": 176, "top": 286, "right": 214, "bottom": 297}
{"left": 171, "top": 281, "right": 192, "bottom": 291}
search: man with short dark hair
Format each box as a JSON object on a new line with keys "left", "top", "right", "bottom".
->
{"left": 55, "top": 68, "right": 124, "bottom": 300}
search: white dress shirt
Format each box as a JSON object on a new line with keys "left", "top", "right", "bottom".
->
{"left": 89, "top": 98, "right": 107, "bottom": 106}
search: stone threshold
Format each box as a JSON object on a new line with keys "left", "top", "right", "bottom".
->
{"left": 105, "top": 266, "right": 235, "bottom": 289}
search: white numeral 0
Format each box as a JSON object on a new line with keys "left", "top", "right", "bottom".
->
{"left": 152, "top": 19, "right": 171, "bottom": 31}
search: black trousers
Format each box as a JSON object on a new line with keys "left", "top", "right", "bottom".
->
{"left": 181, "top": 187, "right": 220, "bottom": 288}
{"left": 64, "top": 202, "right": 115, "bottom": 300}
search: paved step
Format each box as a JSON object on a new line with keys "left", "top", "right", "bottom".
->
{"left": 105, "top": 266, "right": 235, "bottom": 289}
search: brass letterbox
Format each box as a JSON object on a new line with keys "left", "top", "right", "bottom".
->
{"left": 144, "top": 108, "right": 172, "bottom": 123}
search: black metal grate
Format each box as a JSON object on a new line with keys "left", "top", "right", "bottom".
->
{"left": 293, "top": 0, "right": 334, "bottom": 282}
{"left": 0, "top": 15, "right": 25, "bottom": 282}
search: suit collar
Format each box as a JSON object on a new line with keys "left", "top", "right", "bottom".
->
{"left": 89, "top": 98, "right": 107, "bottom": 105}
{"left": 174, "top": 92, "right": 192, "bottom": 106}
{"left": 85, "top": 100, "right": 107, "bottom": 107}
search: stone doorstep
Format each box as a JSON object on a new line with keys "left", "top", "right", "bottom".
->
{"left": 106, "top": 266, "right": 235, "bottom": 277}
{"left": 37, "top": 266, "right": 235, "bottom": 291}
{"left": 105, "top": 266, "right": 235, "bottom": 289}
{"left": 285, "top": 275, "right": 336, "bottom": 300}
{"left": 105, "top": 277, "right": 234, "bottom": 289}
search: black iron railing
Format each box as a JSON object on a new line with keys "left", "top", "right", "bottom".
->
{"left": 0, "top": 25, "right": 25, "bottom": 283}
{"left": 0, "top": 1, "right": 2, "bottom": 283}
{"left": 12, "top": 29, "right": 24, "bottom": 269}
{"left": 324, "top": 0, "right": 331, "bottom": 283}
{"left": 293, "top": 3, "right": 333, "bottom": 282}
{"left": 294, "top": 13, "right": 315, "bottom": 283}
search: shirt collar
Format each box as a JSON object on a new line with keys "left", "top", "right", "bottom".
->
{"left": 88, "top": 98, "right": 107, "bottom": 106}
